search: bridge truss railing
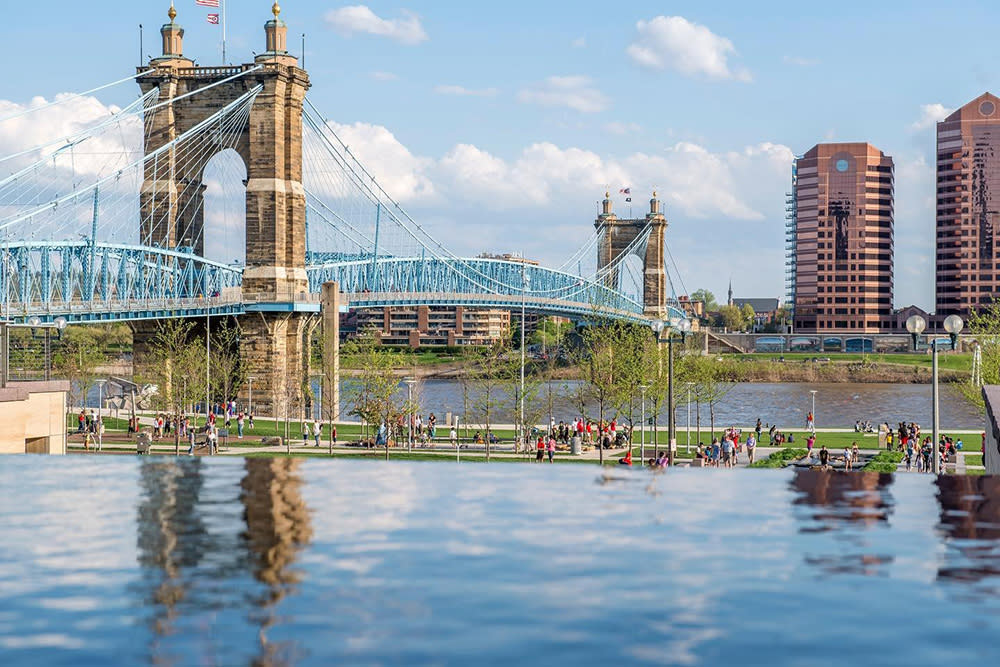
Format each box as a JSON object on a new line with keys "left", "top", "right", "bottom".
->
{"left": 307, "top": 256, "right": 646, "bottom": 317}
{"left": 0, "top": 241, "right": 242, "bottom": 321}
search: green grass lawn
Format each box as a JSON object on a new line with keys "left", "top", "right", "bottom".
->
{"left": 964, "top": 454, "right": 984, "bottom": 467}
{"left": 740, "top": 352, "right": 972, "bottom": 372}
{"left": 863, "top": 450, "right": 905, "bottom": 472}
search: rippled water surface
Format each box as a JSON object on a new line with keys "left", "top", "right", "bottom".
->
{"left": 2, "top": 457, "right": 1000, "bottom": 665}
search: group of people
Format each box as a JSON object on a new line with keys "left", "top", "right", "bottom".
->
{"left": 690, "top": 426, "right": 759, "bottom": 467}
{"left": 813, "top": 442, "right": 860, "bottom": 470}
{"left": 76, "top": 409, "right": 104, "bottom": 450}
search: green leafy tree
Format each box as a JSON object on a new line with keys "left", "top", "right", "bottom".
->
{"left": 961, "top": 304, "right": 1000, "bottom": 409}
{"left": 342, "top": 329, "right": 408, "bottom": 460}
{"left": 209, "top": 318, "right": 246, "bottom": 409}
{"left": 691, "top": 289, "right": 718, "bottom": 311}
{"left": 52, "top": 326, "right": 108, "bottom": 418}
{"left": 134, "top": 320, "right": 204, "bottom": 455}
{"left": 469, "top": 339, "right": 515, "bottom": 461}
{"left": 717, "top": 304, "right": 746, "bottom": 332}
{"left": 740, "top": 303, "right": 756, "bottom": 330}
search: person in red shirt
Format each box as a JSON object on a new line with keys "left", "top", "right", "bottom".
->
{"left": 536, "top": 436, "right": 545, "bottom": 462}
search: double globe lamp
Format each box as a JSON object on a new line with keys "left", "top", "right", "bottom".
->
{"left": 905, "top": 313, "right": 964, "bottom": 474}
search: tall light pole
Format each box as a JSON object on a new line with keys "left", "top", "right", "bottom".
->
{"left": 639, "top": 384, "right": 648, "bottom": 465}
{"left": 205, "top": 314, "right": 211, "bottom": 425}
{"left": 404, "top": 376, "right": 416, "bottom": 454}
{"left": 809, "top": 389, "right": 817, "bottom": 433}
{"left": 685, "top": 381, "right": 694, "bottom": 453}
{"left": 95, "top": 379, "right": 107, "bottom": 452}
{"left": 247, "top": 375, "right": 255, "bottom": 417}
{"left": 939, "top": 315, "right": 965, "bottom": 474}
{"left": 519, "top": 265, "right": 530, "bottom": 452}
{"left": 650, "top": 319, "right": 664, "bottom": 461}
{"left": 908, "top": 313, "right": 950, "bottom": 474}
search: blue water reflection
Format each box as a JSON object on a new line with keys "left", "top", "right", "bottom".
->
{"left": 2, "top": 458, "right": 1000, "bottom": 665}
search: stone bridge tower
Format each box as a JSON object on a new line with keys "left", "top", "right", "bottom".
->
{"left": 134, "top": 3, "right": 312, "bottom": 415}
{"left": 595, "top": 192, "right": 668, "bottom": 317}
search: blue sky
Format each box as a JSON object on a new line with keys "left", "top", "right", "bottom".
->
{"left": 6, "top": 1, "right": 1000, "bottom": 310}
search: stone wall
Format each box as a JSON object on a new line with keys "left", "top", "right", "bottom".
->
{"left": 0, "top": 382, "right": 69, "bottom": 455}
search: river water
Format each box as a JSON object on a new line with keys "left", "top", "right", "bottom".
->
{"left": 326, "top": 379, "right": 985, "bottom": 430}
{"left": 1, "top": 457, "right": 999, "bottom": 665}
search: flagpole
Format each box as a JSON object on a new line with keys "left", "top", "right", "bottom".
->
{"left": 222, "top": 0, "right": 227, "bottom": 64}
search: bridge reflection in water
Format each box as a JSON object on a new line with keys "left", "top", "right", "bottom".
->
{"left": 8, "top": 459, "right": 1000, "bottom": 664}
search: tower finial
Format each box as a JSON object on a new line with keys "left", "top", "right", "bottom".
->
{"left": 168, "top": 1, "right": 177, "bottom": 22}
{"left": 273, "top": 1, "right": 281, "bottom": 18}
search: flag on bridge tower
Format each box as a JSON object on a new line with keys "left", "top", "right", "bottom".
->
{"left": 196, "top": 0, "right": 221, "bottom": 7}
{"left": 207, "top": 13, "right": 220, "bottom": 24}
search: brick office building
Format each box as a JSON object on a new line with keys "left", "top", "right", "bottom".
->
{"left": 789, "top": 143, "right": 894, "bottom": 332}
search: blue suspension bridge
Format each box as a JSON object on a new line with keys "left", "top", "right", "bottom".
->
{"left": 0, "top": 12, "right": 690, "bottom": 331}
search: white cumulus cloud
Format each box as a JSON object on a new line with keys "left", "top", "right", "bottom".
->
{"left": 516, "top": 76, "right": 609, "bottom": 113}
{"left": 626, "top": 15, "right": 751, "bottom": 81}
{"left": 910, "top": 103, "right": 953, "bottom": 130}
{"left": 325, "top": 5, "right": 428, "bottom": 45}
{"left": 434, "top": 85, "right": 499, "bottom": 98}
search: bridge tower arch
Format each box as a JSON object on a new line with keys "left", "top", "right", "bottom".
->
{"left": 595, "top": 192, "right": 668, "bottom": 318}
{"left": 134, "top": 3, "right": 312, "bottom": 415}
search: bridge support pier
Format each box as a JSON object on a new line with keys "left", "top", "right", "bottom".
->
{"left": 238, "top": 312, "right": 311, "bottom": 421}
{"left": 321, "top": 282, "right": 341, "bottom": 424}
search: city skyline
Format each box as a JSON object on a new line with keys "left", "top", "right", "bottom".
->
{"left": 5, "top": 1, "right": 1000, "bottom": 311}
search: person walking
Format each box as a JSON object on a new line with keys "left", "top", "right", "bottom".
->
{"left": 843, "top": 446, "right": 852, "bottom": 470}
{"left": 313, "top": 420, "right": 322, "bottom": 447}
{"left": 746, "top": 433, "right": 757, "bottom": 465}
{"left": 237, "top": 412, "right": 245, "bottom": 439}
{"left": 819, "top": 444, "right": 830, "bottom": 467}
{"left": 547, "top": 435, "right": 556, "bottom": 463}
{"left": 536, "top": 436, "right": 545, "bottom": 463}
{"left": 851, "top": 441, "right": 859, "bottom": 466}
{"left": 806, "top": 411, "right": 815, "bottom": 434}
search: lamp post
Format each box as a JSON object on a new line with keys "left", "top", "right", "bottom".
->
{"left": 651, "top": 317, "right": 691, "bottom": 468}
{"left": 938, "top": 315, "right": 965, "bottom": 474}
{"left": 404, "top": 376, "right": 416, "bottom": 454}
{"left": 809, "top": 389, "right": 817, "bottom": 433}
{"left": 247, "top": 375, "right": 255, "bottom": 418}
{"left": 650, "top": 319, "right": 664, "bottom": 460}
{"left": 639, "top": 384, "right": 649, "bottom": 465}
{"left": 95, "top": 378, "right": 107, "bottom": 452}
{"left": 685, "top": 381, "right": 695, "bottom": 453}
{"left": 519, "top": 267, "right": 530, "bottom": 452}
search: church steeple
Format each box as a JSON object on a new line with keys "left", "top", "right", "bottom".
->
{"left": 728, "top": 279, "right": 734, "bottom": 306}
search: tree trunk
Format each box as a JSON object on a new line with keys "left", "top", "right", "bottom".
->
{"left": 710, "top": 402, "right": 716, "bottom": 441}
{"left": 598, "top": 398, "right": 605, "bottom": 465}
{"left": 696, "top": 399, "right": 701, "bottom": 446}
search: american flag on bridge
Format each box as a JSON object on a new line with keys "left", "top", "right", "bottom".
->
{"left": 206, "top": 13, "right": 220, "bottom": 24}
{"left": 196, "top": 0, "right": 221, "bottom": 7}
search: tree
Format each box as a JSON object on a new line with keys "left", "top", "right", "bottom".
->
{"left": 342, "top": 329, "right": 407, "bottom": 460}
{"left": 740, "top": 303, "right": 756, "bottom": 331}
{"left": 529, "top": 317, "right": 573, "bottom": 350}
{"left": 685, "top": 355, "right": 735, "bottom": 440}
{"left": 134, "top": 320, "right": 203, "bottom": 455}
{"left": 717, "top": 304, "right": 746, "bottom": 332}
{"left": 469, "top": 339, "right": 514, "bottom": 461}
{"left": 209, "top": 318, "right": 245, "bottom": 410}
{"left": 691, "top": 289, "right": 718, "bottom": 311}
{"left": 52, "top": 326, "right": 107, "bottom": 418}
{"left": 960, "top": 304, "right": 1000, "bottom": 409}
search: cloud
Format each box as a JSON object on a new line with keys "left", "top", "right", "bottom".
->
{"left": 433, "top": 85, "right": 499, "bottom": 98}
{"left": 910, "top": 103, "right": 953, "bottom": 130}
{"left": 325, "top": 5, "right": 428, "bottom": 45}
{"left": 572, "top": 37, "right": 587, "bottom": 48}
{"left": 516, "top": 76, "right": 609, "bottom": 113}
{"left": 626, "top": 15, "right": 751, "bottom": 81}
{"left": 316, "top": 121, "right": 435, "bottom": 203}
{"left": 605, "top": 121, "right": 641, "bottom": 135}
{"left": 783, "top": 55, "right": 819, "bottom": 67}
{"left": 370, "top": 71, "right": 398, "bottom": 81}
